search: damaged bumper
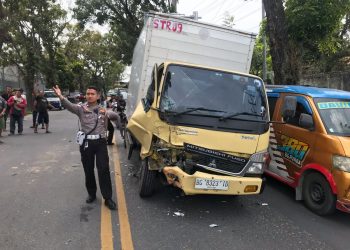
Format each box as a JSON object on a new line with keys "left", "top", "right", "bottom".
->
{"left": 163, "top": 166, "right": 264, "bottom": 195}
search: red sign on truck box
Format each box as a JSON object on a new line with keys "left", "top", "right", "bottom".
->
{"left": 153, "top": 18, "right": 183, "bottom": 33}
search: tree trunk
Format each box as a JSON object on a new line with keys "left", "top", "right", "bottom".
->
{"left": 24, "top": 50, "right": 36, "bottom": 112}
{"left": 263, "top": 0, "right": 300, "bottom": 85}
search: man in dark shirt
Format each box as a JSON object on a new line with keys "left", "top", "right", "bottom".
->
{"left": 34, "top": 90, "right": 52, "bottom": 133}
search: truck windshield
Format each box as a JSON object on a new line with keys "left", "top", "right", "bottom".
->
{"left": 315, "top": 98, "right": 350, "bottom": 136}
{"left": 159, "top": 65, "right": 268, "bottom": 121}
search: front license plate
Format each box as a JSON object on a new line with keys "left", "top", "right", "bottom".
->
{"left": 194, "top": 178, "right": 229, "bottom": 190}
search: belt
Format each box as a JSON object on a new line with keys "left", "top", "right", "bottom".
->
{"left": 86, "top": 134, "right": 105, "bottom": 140}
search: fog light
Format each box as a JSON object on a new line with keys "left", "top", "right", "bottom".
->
{"left": 244, "top": 185, "right": 258, "bottom": 193}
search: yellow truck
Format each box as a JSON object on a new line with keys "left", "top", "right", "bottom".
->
{"left": 125, "top": 12, "right": 270, "bottom": 197}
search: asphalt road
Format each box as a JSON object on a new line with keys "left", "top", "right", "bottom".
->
{"left": 0, "top": 110, "right": 349, "bottom": 250}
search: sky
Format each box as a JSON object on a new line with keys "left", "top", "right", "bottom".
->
{"left": 60, "top": 0, "right": 263, "bottom": 34}
{"left": 177, "top": 0, "right": 263, "bottom": 34}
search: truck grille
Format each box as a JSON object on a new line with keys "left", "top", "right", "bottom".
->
{"left": 189, "top": 154, "right": 246, "bottom": 174}
{"left": 184, "top": 143, "right": 248, "bottom": 174}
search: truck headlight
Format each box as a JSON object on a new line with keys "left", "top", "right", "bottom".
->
{"left": 333, "top": 155, "right": 350, "bottom": 173}
{"left": 246, "top": 151, "right": 270, "bottom": 174}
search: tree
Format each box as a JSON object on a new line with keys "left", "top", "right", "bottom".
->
{"left": 74, "top": 0, "right": 176, "bottom": 64}
{"left": 0, "top": 0, "right": 11, "bottom": 51}
{"left": 285, "top": 0, "right": 350, "bottom": 73}
{"left": 262, "top": 0, "right": 299, "bottom": 84}
{"left": 62, "top": 26, "right": 124, "bottom": 93}
{"left": 250, "top": 21, "right": 272, "bottom": 80}
{"left": 263, "top": 0, "right": 350, "bottom": 84}
{"left": 33, "top": 1, "right": 68, "bottom": 87}
{"left": 0, "top": 0, "right": 67, "bottom": 109}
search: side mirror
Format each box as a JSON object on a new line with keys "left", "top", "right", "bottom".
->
{"left": 281, "top": 96, "right": 297, "bottom": 120}
{"left": 299, "top": 113, "right": 314, "bottom": 130}
{"left": 141, "top": 98, "right": 151, "bottom": 113}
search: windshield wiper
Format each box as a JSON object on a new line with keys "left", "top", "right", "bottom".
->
{"left": 219, "top": 111, "right": 262, "bottom": 121}
{"left": 173, "top": 107, "right": 224, "bottom": 116}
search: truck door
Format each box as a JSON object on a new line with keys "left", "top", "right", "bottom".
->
{"left": 269, "top": 95, "right": 316, "bottom": 183}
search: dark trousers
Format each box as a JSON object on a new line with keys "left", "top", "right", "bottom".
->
{"left": 107, "top": 119, "right": 114, "bottom": 144}
{"left": 79, "top": 139, "right": 113, "bottom": 199}
{"left": 10, "top": 114, "right": 23, "bottom": 134}
{"left": 32, "top": 111, "right": 38, "bottom": 126}
{"left": 3, "top": 110, "right": 9, "bottom": 130}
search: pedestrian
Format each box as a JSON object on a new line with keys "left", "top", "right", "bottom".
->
{"left": 34, "top": 90, "right": 52, "bottom": 133}
{"left": 1, "top": 86, "right": 13, "bottom": 130}
{"left": 107, "top": 118, "right": 114, "bottom": 145}
{"left": 7, "top": 88, "right": 27, "bottom": 135}
{"left": 30, "top": 90, "right": 39, "bottom": 129}
{"left": 52, "top": 84, "right": 118, "bottom": 210}
{"left": 0, "top": 95, "right": 7, "bottom": 142}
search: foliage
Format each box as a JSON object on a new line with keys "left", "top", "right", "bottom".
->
{"left": 285, "top": 0, "right": 350, "bottom": 72}
{"left": 74, "top": 0, "right": 176, "bottom": 64}
{"left": 0, "top": 0, "right": 65, "bottom": 107}
{"left": 250, "top": 21, "right": 272, "bottom": 80}
{"left": 263, "top": 0, "right": 350, "bottom": 84}
{"left": 62, "top": 25, "right": 125, "bottom": 93}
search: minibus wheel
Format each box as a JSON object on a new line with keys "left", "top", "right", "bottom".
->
{"left": 302, "top": 172, "right": 336, "bottom": 215}
{"left": 139, "top": 157, "right": 157, "bottom": 197}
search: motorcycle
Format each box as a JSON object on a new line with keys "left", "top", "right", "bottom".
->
{"left": 111, "top": 101, "right": 127, "bottom": 140}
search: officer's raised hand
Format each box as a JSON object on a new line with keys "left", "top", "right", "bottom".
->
{"left": 53, "top": 85, "right": 63, "bottom": 99}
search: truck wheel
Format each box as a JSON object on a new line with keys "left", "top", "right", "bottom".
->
{"left": 302, "top": 172, "right": 336, "bottom": 215}
{"left": 139, "top": 158, "right": 157, "bottom": 197}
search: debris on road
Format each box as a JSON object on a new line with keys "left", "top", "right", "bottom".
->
{"left": 64, "top": 239, "right": 72, "bottom": 245}
{"left": 209, "top": 224, "right": 218, "bottom": 228}
{"left": 261, "top": 203, "right": 269, "bottom": 206}
{"left": 173, "top": 211, "right": 185, "bottom": 217}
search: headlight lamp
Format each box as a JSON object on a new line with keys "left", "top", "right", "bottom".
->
{"left": 246, "top": 151, "right": 270, "bottom": 174}
{"left": 333, "top": 155, "right": 350, "bottom": 173}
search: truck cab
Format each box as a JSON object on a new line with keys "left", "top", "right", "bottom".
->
{"left": 266, "top": 85, "right": 350, "bottom": 215}
{"left": 126, "top": 62, "right": 270, "bottom": 197}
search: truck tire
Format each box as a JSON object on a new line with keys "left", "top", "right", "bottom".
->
{"left": 302, "top": 172, "right": 336, "bottom": 215}
{"left": 139, "top": 158, "right": 157, "bottom": 197}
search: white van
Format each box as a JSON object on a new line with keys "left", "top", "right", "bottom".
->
{"left": 44, "top": 90, "right": 63, "bottom": 110}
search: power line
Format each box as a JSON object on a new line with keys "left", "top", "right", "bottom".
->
{"left": 234, "top": 7, "right": 260, "bottom": 23}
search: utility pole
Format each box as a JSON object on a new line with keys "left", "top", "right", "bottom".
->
{"left": 262, "top": 1, "right": 267, "bottom": 82}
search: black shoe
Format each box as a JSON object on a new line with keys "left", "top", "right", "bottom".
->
{"left": 85, "top": 195, "right": 96, "bottom": 203}
{"left": 104, "top": 199, "right": 117, "bottom": 210}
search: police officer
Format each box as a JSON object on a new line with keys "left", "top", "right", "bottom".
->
{"left": 53, "top": 85, "right": 118, "bottom": 210}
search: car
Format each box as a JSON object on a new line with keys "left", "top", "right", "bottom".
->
{"left": 67, "top": 92, "right": 85, "bottom": 103}
{"left": 266, "top": 85, "right": 350, "bottom": 215}
{"left": 44, "top": 90, "right": 63, "bottom": 110}
{"left": 107, "top": 89, "right": 117, "bottom": 97}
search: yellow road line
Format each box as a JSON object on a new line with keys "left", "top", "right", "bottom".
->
{"left": 112, "top": 141, "right": 134, "bottom": 250}
{"left": 101, "top": 199, "right": 114, "bottom": 250}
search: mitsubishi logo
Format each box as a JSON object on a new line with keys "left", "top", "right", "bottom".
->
{"left": 208, "top": 159, "right": 217, "bottom": 168}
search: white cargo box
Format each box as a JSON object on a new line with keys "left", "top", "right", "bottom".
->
{"left": 127, "top": 12, "right": 256, "bottom": 118}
